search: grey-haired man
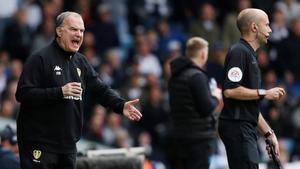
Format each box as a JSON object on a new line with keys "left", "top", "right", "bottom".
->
{"left": 16, "top": 11, "right": 142, "bottom": 169}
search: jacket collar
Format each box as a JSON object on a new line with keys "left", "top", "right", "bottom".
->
{"left": 52, "top": 40, "right": 76, "bottom": 60}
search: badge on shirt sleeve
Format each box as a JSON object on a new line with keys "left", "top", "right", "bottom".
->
{"left": 228, "top": 67, "right": 243, "bottom": 82}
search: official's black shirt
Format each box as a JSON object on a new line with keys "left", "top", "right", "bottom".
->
{"left": 16, "top": 40, "right": 125, "bottom": 153}
{"left": 220, "top": 39, "right": 262, "bottom": 124}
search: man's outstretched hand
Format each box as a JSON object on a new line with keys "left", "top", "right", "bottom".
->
{"left": 123, "top": 99, "right": 142, "bottom": 121}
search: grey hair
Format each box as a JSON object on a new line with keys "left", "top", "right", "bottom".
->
{"left": 55, "top": 11, "right": 82, "bottom": 28}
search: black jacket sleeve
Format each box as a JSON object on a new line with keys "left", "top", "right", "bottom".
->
{"left": 84, "top": 59, "right": 125, "bottom": 114}
{"left": 189, "top": 73, "right": 218, "bottom": 117}
{"left": 15, "top": 54, "right": 63, "bottom": 104}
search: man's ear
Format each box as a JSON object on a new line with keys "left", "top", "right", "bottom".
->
{"left": 252, "top": 23, "right": 258, "bottom": 32}
{"left": 56, "top": 27, "right": 62, "bottom": 37}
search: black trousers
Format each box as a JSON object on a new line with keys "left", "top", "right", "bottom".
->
{"left": 174, "top": 138, "right": 214, "bottom": 169}
{"left": 18, "top": 142, "right": 76, "bottom": 169}
{"left": 218, "top": 119, "right": 259, "bottom": 169}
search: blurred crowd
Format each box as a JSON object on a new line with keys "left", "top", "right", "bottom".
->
{"left": 1, "top": 0, "right": 300, "bottom": 168}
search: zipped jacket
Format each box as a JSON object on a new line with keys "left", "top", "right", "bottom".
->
{"left": 16, "top": 40, "right": 125, "bottom": 153}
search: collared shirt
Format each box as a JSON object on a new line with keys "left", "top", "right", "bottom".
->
{"left": 220, "top": 39, "right": 262, "bottom": 124}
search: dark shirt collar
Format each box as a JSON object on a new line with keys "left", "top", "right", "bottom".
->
{"left": 52, "top": 39, "right": 76, "bottom": 59}
{"left": 239, "top": 38, "right": 256, "bottom": 56}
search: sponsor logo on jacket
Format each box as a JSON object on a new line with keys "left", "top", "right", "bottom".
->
{"left": 54, "top": 66, "right": 62, "bottom": 75}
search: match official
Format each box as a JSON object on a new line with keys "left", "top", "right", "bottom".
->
{"left": 218, "top": 8, "right": 286, "bottom": 169}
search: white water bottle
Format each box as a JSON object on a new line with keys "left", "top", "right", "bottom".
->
{"left": 209, "top": 78, "right": 217, "bottom": 92}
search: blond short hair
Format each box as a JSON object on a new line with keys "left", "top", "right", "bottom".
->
{"left": 185, "top": 37, "right": 208, "bottom": 58}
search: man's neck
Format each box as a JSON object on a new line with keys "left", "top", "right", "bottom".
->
{"left": 191, "top": 57, "right": 204, "bottom": 69}
{"left": 55, "top": 38, "right": 67, "bottom": 51}
{"left": 241, "top": 35, "right": 260, "bottom": 51}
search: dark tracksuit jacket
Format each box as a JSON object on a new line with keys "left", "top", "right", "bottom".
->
{"left": 168, "top": 57, "right": 218, "bottom": 140}
{"left": 16, "top": 40, "right": 125, "bottom": 153}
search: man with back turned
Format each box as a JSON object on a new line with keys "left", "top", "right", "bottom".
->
{"left": 218, "top": 8, "right": 286, "bottom": 169}
{"left": 168, "top": 37, "right": 222, "bottom": 169}
{"left": 15, "top": 11, "right": 142, "bottom": 169}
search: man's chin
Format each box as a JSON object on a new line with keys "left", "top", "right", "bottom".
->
{"left": 259, "top": 39, "right": 268, "bottom": 45}
{"left": 265, "top": 39, "right": 269, "bottom": 44}
{"left": 69, "top": 47, "right": 79, "bottom": 53}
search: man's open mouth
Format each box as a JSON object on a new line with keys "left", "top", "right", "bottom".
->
{"left": 72, "top": 39, "right": 80, "bottom": 46}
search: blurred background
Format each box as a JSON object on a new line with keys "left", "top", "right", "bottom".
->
{"left": 0, "top": 0, "right": 300, "bottom": 168}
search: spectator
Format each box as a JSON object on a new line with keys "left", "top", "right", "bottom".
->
{"left": 42, "top": 0, "right": 63, "bottom": 21}
{"left": 139, "top": 86, "right": 169, "bottom": 146}
{"left": 121, "top": 73, "right": 144, "bottom": 101}
{"left": 278, "top": 18, "right": 300, "bottom": 81}
{"left": 21, "top": 0, "right": 42, "bottom": 31}
{"left": 156, "top": 19, "right": 187, "bottom": 60}
{"left": 0, "top": 125, "right": 20, "bottom": 169}
{"left": 73, "top": 0, "right": 93, "bottom": 26}
{"left": 128, "top": 0, "right": 172, "bottom": 29}
{"left": 84, "top": 104, "right": 107, "bottom": 143}
{"left": 31, "top": 18, "right": 55, "bottom": 53}
{"left": 104, "top": 49, "right": 126, "bottom": 89}
{"left": 268, "top": 9, "right": 289, "bottom": 72}
{"left": 113, "top": 128, "right": 132, "bottom": 148}
{"left": 135, "top": 37, "right": 162, "bottom": 78}
{"left": 0, "top": 99, "right": 15, "bottom": 118}
{"left": 103, "top": 112, "right": 129, "bottom": 146}
{"left": 137, "top": 131, "right": 167, "bottom": 169}
{"left": 0, "top": 50, "right": 10, "bottom": 67}
{"left": 275, "top": 0, "right": 300, "bottom": 25}
{"left": 206, "top": 42, "right": 226, "bottom": 84}
{"left": 102, "top": 0, "right": 132, "bottom": 60}
{"left": 256, "top": 48, "right": 270, "bottom": 75}
{"left": 3, "top": 8, "right": 32, "bottom": 62}
{"left": 189, "top": 3, "right": 220, "bottom": 59}
{"left": 81, "top": 31, "right": 96, "bottom": 49}
{"left": 2, "top": 80, "right": 19, "bottom": 106}
{"left": 7, "top": 60, "right": 23, "bottom": 83}
{"left": 222, "top": 0, "right": 251, "bottom": 49}
{"left": 82, "top": 46, "right": 100, "bottom": 69}
{"left": 0, "top": 0, "right": 18, "bottom": 47}
{"left": 269, "top": 9, "right": 289, "bottom": 43}
{"left": 0, "top": 63, "right": 7, "bottom": 97}
{"left": 88, "top": 4, "right": 119, "bottom": 55}
{"left": 163, "top": 40, "right": 182, "bottom": 80}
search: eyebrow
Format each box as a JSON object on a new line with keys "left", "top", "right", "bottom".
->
{"left": 69, "top": 26, "right": 85, "bottom": 31}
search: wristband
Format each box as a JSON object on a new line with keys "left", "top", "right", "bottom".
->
{"left": 257, "top": 89, "right": 266, "bottom": 99}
